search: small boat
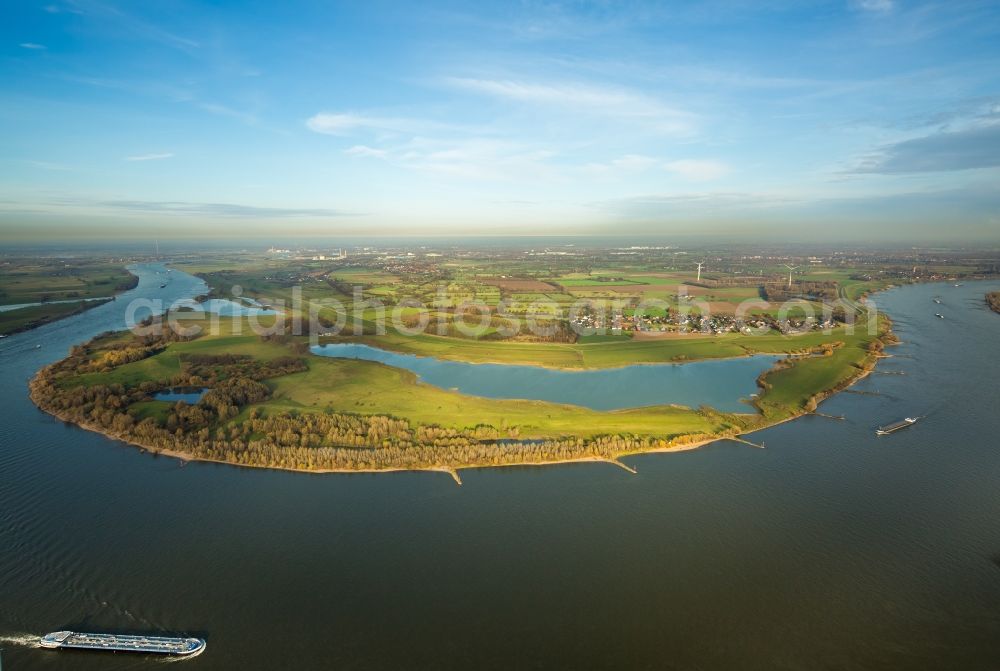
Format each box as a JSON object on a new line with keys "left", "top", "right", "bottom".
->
{"left": 935, "top": 313, "right": 945, "bottom": 319}
{"left": 876, "top": 417, "right": 919, "bottom": 436}
{"left": 40, "top": 631, "right": 206, "bottom": 657}
{"left": 933, "top": 298, "right": 941, "bottom": 304}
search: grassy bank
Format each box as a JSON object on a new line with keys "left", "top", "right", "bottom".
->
{"left": 0, "top": 299, "right": 112, "bottom": 336}
{"left": 0, "top": 259, "right": 137, "bottom": 305}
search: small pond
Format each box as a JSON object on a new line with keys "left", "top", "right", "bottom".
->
{"left": 153, "top": 387, "right": 208, "bottom": 403}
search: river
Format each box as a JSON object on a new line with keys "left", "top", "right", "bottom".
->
{"left": 1, "top": 264, "right": 1000, "bottom": 670}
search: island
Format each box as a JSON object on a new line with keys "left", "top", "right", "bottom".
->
{"left": 30, "top": 316, "right": 890, "bottom": 480}
{"left": 29, "top": 246, "right": 916, "bottom": 480}
{"left": 988, "top": 291, "right": 1000, "bottom": 315}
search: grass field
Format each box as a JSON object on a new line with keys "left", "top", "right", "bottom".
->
{"left": 0, "top": 258, "right": 136, "bottom": 335}
{"left": 0, "top": 259, "right": 135, "bottom": 305}
{"left": 262, "top": 358, "right": 724, "bottom": 438}
{"left": 756, "top": 343, "right": 872, "bottom": 417}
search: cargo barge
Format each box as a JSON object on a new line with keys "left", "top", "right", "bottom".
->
{"left": 40, "top": 631, "right": 206, "bottom": 656}
{"left": 876, "top": 417, "right": 919, "bottom": 435}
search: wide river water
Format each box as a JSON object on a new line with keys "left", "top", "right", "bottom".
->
{"left": 1, "top": 264, "right": 1000, "bottom": 670}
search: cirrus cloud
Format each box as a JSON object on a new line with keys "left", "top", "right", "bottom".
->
{"left": 125, "top": 152, "right": 174, "bottom": 162}
{"left": 442, "top": 76, "right": 697, "bottom": 136}
{"left": 664, "top": 159, "right": 731, "bottom": 181}
{"left": 306, "top": 112, "right": 464, "bottom": 136}
{"left": 344, "top": 145, "right": 388, "bottom": 159}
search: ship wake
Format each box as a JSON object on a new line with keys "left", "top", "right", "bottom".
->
{"left": 0, "top": 632, "right": 41, "bottom": 648}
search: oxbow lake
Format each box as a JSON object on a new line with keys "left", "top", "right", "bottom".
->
{"left": 310, "top": 343, "right": 780, "bottom": 412}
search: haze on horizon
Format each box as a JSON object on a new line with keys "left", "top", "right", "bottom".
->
{"left": 2, "top": 0, "right": 999, "bottom": 243}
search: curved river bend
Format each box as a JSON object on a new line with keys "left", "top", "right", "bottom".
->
{"left": 2, "top": 264, "right": 1000, "bottom": 670}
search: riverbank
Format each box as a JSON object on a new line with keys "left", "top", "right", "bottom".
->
{"left": 0, "top": 298, "right": 114, "bottom": 336}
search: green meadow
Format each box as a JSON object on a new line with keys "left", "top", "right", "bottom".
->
{"left": 0, "top": 259, "right": 135, "bottom": 305}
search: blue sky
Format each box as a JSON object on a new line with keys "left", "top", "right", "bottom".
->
{"left": 2, "top": 0, "right": 999, "bottom": 241}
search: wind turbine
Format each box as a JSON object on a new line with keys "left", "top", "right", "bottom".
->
{"left": 695, "top": 262, "right": 705, "bottom": 283}
{"left": 783, "top": 264, "right": 799, "bottom": 288}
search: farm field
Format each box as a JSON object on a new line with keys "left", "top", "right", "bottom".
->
{"left": 0, "top": 258, "right": 136, "bottom": 305}
{"left": 0, "top": 258, "right": 137, "bottom": 335}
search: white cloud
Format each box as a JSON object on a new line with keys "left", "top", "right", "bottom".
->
{"left": 340, "top": 135, "right": 559, "bottom": 181}
{"left": 581, "top": 154, "right": 659, "bottom": 175}
{"left": 306, "top": 112, "right": 462, "bottom": 137}
{"left": 609, "top": 154, "right": 659, "bottom": 171}
{"left": 28, "top": 160, "right": 72, "bottom": 171}
{"left": 664, "top": 159, "right": 730, "bottom": 181}
{"left": 307, "top": 113, "right": 369, "bottom": 135}
{"left": 43, "top": 3, "right": 83, "bottom": 14}
{"left": 102, "top": 200, "right": 352, "bottom": 217}
{"left": 344, "top": 145, "right": 387, "bottom": 159}
{"left": 442, "top": 77, "right": 696, "bottom": 135}
{"left": 852, "top": 0, "right": 894, "bottom": 13}
{"left": 198, "top": 102, "right": 258, "bottom": 126}
{"left": 75, "top": 2, "right": 198, "bottom": 51}
{"left": 125, "top": 152, "right": 174, "bottom": 162}
{"left": 582, "top": 155, "right": 730, "bottom": 181}
{"left": 19, "top": 43, "right": 47, "bottom": 50}
{"left": 401, "top": 138, "right": 557, "bottom": 180}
